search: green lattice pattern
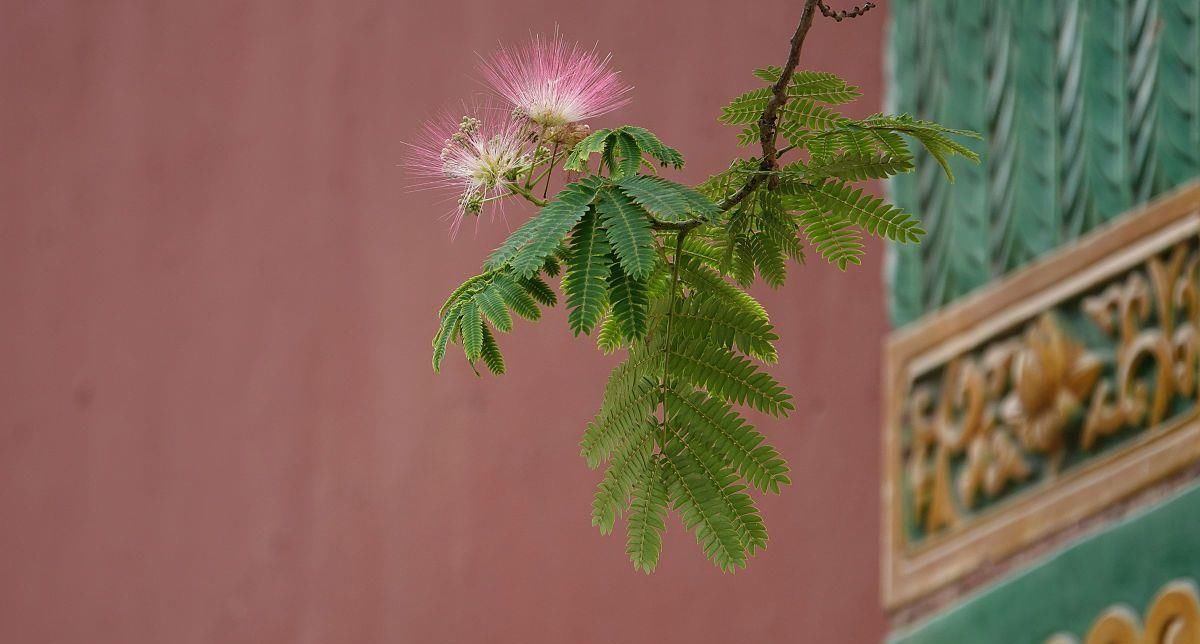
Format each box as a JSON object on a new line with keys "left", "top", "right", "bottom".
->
{"left": 888, "top": 0, "right": 1200, "bottom": 327}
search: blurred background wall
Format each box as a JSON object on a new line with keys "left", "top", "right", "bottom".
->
{"left": 0, "top": 2, "right": 889, "bottom": 642}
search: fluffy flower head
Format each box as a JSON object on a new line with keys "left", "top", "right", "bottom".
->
{"left": 407, "top": 104, "right": 529, "bottom": 235}
{"left": 480, "top": 32, "right": 631, "bottom": 127}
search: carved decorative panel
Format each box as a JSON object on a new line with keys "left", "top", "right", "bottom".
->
{"left": 883, "top": 182, "right": 1200, "bottom": 608}
{"left": 1045, "top": 579, "right": 1200, "bottom": 644}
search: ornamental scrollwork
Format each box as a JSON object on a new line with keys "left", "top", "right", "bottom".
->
{"left": 1045, "top": 579, "right": 1200, "bottom": 644}
{"left": 902, "top": 240, "right": 1200, "bottom": 542}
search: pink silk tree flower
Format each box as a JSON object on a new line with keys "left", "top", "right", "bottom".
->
{"left": 407, "top": 105, "right": 530, "bottom": 236}
{"left": 480, "top": 32, "right": 632, "bottom": 127}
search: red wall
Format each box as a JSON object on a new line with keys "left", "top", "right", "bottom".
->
{"left": 0, "top": 2, "right": 888, "bottom": 642}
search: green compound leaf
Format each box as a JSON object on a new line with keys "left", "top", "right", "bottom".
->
{"left": 615, "top": 175, "right": 720, "bottom": 224}
{"left": 563, "top": 210, "right": 613, "bottom": 335}
{"left": 486, "top": 177, "right": 603, "bottom": 276}
{"left": 596, "top": 188, "right": 657, "bottom": 280}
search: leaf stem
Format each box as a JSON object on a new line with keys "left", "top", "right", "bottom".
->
{"left": 523, "top": 126, "right": 549, "bottom": 190}
{"left": 659, "top": 229, "right": 687, "bottom": 447}
{"left": 543, "top": 141, "right": 560, "bottom": 199}
{"left": 507, "top": 183, "right": 549, "bottom": 208}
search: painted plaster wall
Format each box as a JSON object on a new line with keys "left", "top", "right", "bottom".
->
{"left": 0, "top": 2, "right": 889, "bottom": 642}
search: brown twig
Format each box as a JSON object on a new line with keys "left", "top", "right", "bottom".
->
{"left": 658, "top": 0, "right": 866, "bottom": 233}
{"left": 817, "top": 1, "right": 876, "bottom": 22}
{"left": 713, "top": 0, "right": 822, "bottom": 213}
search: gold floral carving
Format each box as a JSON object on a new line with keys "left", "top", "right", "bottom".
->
{"left": 1046, "top": 579, "right": 1200, "bottom": 644}
{"left": 903, "top": 239, "right": 1199, "bottom": 541}
{"left": 883, "top": 183, "right": 1200, "bottom": 608}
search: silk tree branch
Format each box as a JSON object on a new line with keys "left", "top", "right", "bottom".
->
{"left": 654, "top": 0, "right": 836, "bottom": 453}
{"left": 710, "top": 1, "right": 875, "bottom": 215}
{"left": 713, "top": 0, "right": 822, "bottom": 213}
